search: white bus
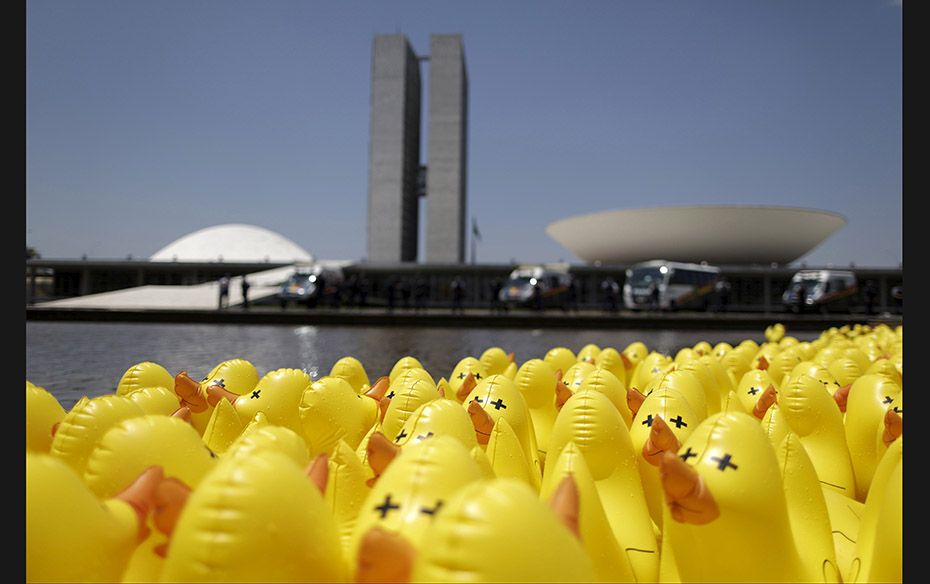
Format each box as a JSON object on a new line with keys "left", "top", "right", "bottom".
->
{"left": 623, "top": 260, "right": 721, "bottom": 311}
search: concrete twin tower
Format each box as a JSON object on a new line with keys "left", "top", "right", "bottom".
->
{"left": 367, "top": 34, "right": 468, "bottom": 264}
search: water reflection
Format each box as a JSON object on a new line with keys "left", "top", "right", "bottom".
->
{"left": 26, "top": 321, "right": 817, "bottom": 409}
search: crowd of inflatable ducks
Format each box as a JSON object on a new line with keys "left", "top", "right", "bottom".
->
{"left": 26, "top": 322, "right": 902, "bottom": 583}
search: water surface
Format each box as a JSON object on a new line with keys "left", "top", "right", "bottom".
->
{"left": 27, "top": 322, "right": 818, "bottom": 409}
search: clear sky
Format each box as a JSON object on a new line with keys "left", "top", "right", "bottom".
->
{"left": 27, "top": 0, "right": 902, "bottom": 267}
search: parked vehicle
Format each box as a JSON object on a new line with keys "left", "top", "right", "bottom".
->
{"left": 782, "top": 269, "right": 858, "bottom": 313}
{"left": 278, "top": 264, "right": 344, "bottom": 308}
{"left": 623, "top": 260, "right": 720, "bottom": 311}
{"left": 499, "top": 264, "right": 573, "bottom": 310}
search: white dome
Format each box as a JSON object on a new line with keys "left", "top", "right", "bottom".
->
{"left": 150, "top": 224, "right": 314, "bottom": 263}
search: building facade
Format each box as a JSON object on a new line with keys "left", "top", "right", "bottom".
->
{"left": 367, "top": 34, "right": 422, "bottom": 263}
{"left": 425, "top": 35, "right": 469, "bottom": 263}
{"left": 367, "top": 33, "right": 469, "bottom": 264}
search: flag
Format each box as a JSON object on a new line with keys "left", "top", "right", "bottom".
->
{"left": 472, "top": 217, "right": 481, "bottom": 242}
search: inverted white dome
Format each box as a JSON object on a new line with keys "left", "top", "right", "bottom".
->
{"left": 150, "top": 224, "right": 314, "bottom": 263}
{"left": 546, "top": 205, "right": 846, "bottom": 265}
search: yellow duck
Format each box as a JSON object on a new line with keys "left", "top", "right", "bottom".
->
{"left": 49, "top": 394, "right": 145, "bottom": 477}
{"left": 560, "top": 361, "right": 597, "bottom": 393}
{"left": 479, "top": 346, "right": 516, "bottom": 376}
{"left": 26, "top": 381, "right": 66, "bottom": 453}
{"left": 628, "top": 351, "right": 674, "bottom": 393}
{"left": 116, "top": 361, "right": 175, "bottom": 396}
{"left": 393, "top": 396, "right": 478, "bottom": 451}
{"left": 775, "top": 432, "right": 842, "bottom": 582}
{"left": 82, "top": 415, "right": 218, "bottom": 582}
{"left": 389, "top": 355, "right": 427, "bottom": 382}
{"left": 765, "top": 322, "right": 787, "bottom": 342}
{"left": 160, "top": 449, "right": 347, "bottom": 582}
{"left": 380, "top": 368, "right": 442, "bottom": 440}
{"left": 548, "top": 389, "right": 659, "bottom": 582}
{"left": 198, "top": 367, "right": 313, "bottom": 454}
{"left": 735, "top": 369, "right": 779, "bottom": 419}
{"left": 642, "top": 369, "right": 709, "bottom": 422}
{"left": 843, "top": 373, "right": 903, "bottom": 501}
{"left": 544, "top": 346, "right": 578, "bottom": 377}
{"left": 511, "top": 358, "right": 560, "bottom": 466}
{"left": 410, "top": 478, "right": 597, "bottom": 583}
{"left": 577, "top": 343, "right": 602, "bottom": 364}
{"left": 675, "top": 359, "right": 724, "bottom": 416}
{"left": 575, "top": 368, "right": 631, "bottom": 425}
{"left": 329, "top": 355, "right": 372, "bottom": 393}
{"left": 539, "top": 442, "right": 638, "bottom": 582}
{"left": 174, "top": 358, "right": 260, "bottom": 435}
{"left": 712, "top": 341, "right": 734, "bottom": 360}
{"left": 298, "top": 375, "right": 380, "bottom": 456}
{"left": 27, "top": 452, "right": 161, "bottom": 582}
{"left": 658, "top": 411, "right": 813, "bottom": 582}
{"left": 594, "top": 347, "right": 630, "bottom": 386}
{"left": 322, "top": 440, "right": 373, "bottom": 564}
{"left": 225, "top": 419, "right": 312, "bottom": 467}
{"left": 447, "top": 356, "right": 489, "bottom": 402}
{"left": 844, "top": 437, "right": 902, "bottom": 583}
{"left": 350, "top": 435, "right": 484, "bottom": 578}
{"left": 628, "top": 386, "right": 700, "bottom": 532}
{"left": 864, "top": 358, "right": 903, "bottom": 388}
{"left": 779, "top": 373, "right": 857, "bottom": 498}
{"left": 462, "top": 373, "right": 542, "bottom": 489}
{"left": 692, "top": 339, "right": 713, "bottom": 358}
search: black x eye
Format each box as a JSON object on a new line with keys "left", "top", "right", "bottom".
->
{"left": 679, "top": 447, "right": 697, "bottom": 462}
{"left": 374, "top": 494, "right": 400, "bottom": 518}
{"left": 420, "top": 500, "right": 443, "bottom": 516}
{"left": 710, "top": 453, "right": 738, "bottom": 471}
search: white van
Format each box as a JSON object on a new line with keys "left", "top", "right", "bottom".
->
{"left": 278, "top": 264, "right": 345, "bottom": 308}
{"left": 499, "top": 264, "right": 573, "bottom": 309}
{"left": 782, "top": 270, "right": 858, "bottom": 313}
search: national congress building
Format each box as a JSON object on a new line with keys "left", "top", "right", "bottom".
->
{"left": 367, "top": 34, "right": 468, "bottom": 264}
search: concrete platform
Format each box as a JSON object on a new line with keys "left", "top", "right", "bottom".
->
{"left": 26, "top": 304, "right": 902, "bottom": 331}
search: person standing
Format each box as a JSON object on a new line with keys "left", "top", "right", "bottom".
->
{"left": 863, "top": 280, "right": 878, "bottom": 315}
{"left": 414, "top": 275, "right": 429, "bottom": 313}
{"left": 218, "top": 274, "right": 230, "bottom": 310}
{"left": 490, "top": 277, "right": 504, "bottom": 313}
{"left": 451, "top": 276, "right": 465, "bottom": 314}
{"left": 715, "top": 278, "right": 731, "bottom": 313}
{"left": 601, "top": 277, "right": 618, "bottom": 313}
{"left": 240, "top": 276, "right": 251, "bottom": 310}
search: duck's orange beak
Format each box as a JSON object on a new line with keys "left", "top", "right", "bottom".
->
{"left": 171, "top": 406, "right": 192, "bottom": 422}
{"left": 205, "top": 383, "right": 238, "bottom": 407}
{"left": 455, "top": 372, "right": 477, "bottom": 403}
{"left": 305, "top": 453, "right": 330, "bottom": 494}
{"left": 627, "top": 388, "right": 646, "bottom": 417}
{"left": 660, "top": 451, "right": 719, "bottom": 525}
{"left": 642, "top": 415, "right": 681, "bottom": 466}
{"left": 833, "top": 384, "right": 851, "bottom": 413}
{"left": 549, "top": 475, "right": 581, "bottom": 540}
{"left": 555, "top": 373, "right": 573, "bottom": 411}
{"left": 356, "top": 527, "right": 416, "bottom": 583}
{"left": 752, "top": 385, "right": 777, "bottom": 420}
{"left": 116, "top": 466, "right": 164, "bottom": 541}
{"left": 467, "top": 399, "right": 495, "bottom": 445}
{"left": 366, "top": 432, "right": 401, "bottom": 485}
{"left": 174, "top": 371, "right": 207, "bottom": 413}
{"left": 882, "top": 408, "right": 902, "bottom": 447}
{"left": 365, "top": 376, "right": 390, "bottom": 401}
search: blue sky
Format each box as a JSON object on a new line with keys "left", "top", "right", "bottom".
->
{"left": 27, "top": 0, "right": 902, "bottom": 267}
